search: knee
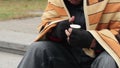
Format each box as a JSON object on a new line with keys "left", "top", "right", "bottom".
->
{"left": 28, "top": 41, "right": 61, "bottom": 52}
{"left": 25, "top": 41, "right": 53, "bottom": 57}
{"left": 94, "top": 51, "right": 115, "bottom": 65}
{"left": 99, "top": 52, "right": 114, "bottom": 62}
{"left": 29, "top": 41, "right": 51, "bottom": 51}
{"left": 91, "top": 52, "right": 117, "bottom": 68}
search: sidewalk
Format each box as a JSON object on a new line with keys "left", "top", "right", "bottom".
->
{"left": 0, "top": 51, "right": 23, "bottom": 68}
{"left": 0, "top": 17, "right": 41, "bottom": 55}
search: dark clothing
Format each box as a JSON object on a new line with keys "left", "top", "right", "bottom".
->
{"left": 18, "top": 41, "right": 117, "bottom": 68}
{"left": 69, "top": 29, "right": 94, "bottom": 48}
{"left": 47, "top": 0, "right": 90, "bottom": 46}
{"left": 64, "top": 0, "right": 86, "bottom": 29}
{"left": 18, "top": 41, "right": 93, "bottom": 68}
{"left": 115, "top": 30, "right": 120, "bottom": 43}
{"left": 46, "top": 0, "right": 86, "bottom": 41}
{"left": 46, "top": 0, "right": 103, "bottom": 56}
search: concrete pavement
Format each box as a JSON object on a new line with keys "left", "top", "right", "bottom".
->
{"left": 0, "top": 17, "right": 41, "bottom": 54}
{"left": 0, "top": 17, "right": 41, "bottom": 34}
{"left": 0, "top": 51, "right": 23, "bottom": 68}
{"left": 0, "top": 17, "right": 41, "bottom": 68}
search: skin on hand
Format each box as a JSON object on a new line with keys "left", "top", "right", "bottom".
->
{"left": 65, "top": 28, "right": 72, "bottom": 41}
{"left": 65, "top": 0, "right": 82, "bottom": 41}
{"left": 69, "top": 16, "right": 75, "bottom": 23}
{"left": 65, "top": 16, "right": 75, "bottom": 41}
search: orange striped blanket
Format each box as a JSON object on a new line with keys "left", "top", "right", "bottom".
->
{"left": 35, "top": 0, "right": 120, "bottom": 67}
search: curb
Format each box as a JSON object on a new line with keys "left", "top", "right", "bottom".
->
{"left": 0, "top": 30, "right": 37, "bottom": 55}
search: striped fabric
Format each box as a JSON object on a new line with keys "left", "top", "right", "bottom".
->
{"left": 86, "top": 0, "right": 120, "bottom": 67}
{"left": 35, "top": 0, "right": 120, "bottom": 67}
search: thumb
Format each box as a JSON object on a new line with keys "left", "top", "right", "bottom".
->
{"left": 69, "top": 16, "right": 75, "bottom": 23}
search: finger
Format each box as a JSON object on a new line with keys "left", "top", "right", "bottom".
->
{"left": 65, "top": 29, "right": 71, "bottom": 37}
{"left": 68, "top": 28, "right": 72, "bottom": 34}
{"left": 69, "top": 16, "right": 75, "bottom": 23}
{"left": 67, "top": 37, "right": 70, "bottom": 42}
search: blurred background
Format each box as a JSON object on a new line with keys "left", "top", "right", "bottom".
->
{"left": 0, "top": 0, "right": 47, "bottom": 20}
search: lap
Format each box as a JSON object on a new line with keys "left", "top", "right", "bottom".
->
{"left": 21, "top": 41, "right": 116, "bottom": 68}
{"left": 29, "top": 41, "right": 70, "bottom": 56}
{"left": 30, "top": 41, "right": 93, "bottom": 67}
{"left": 18, "top": 40, "right": 117, "bottom": 68}
{"left": 26, "top": 41, "right": 80, "bottom": 68}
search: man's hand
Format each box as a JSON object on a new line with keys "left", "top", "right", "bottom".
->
{"left": 55, "top": 16, "right": 75, "bottom": 41}
{"left": 66, "top": 28, "right": 94, "bottom": 48}
{"left": 69, "top": 16, "right": 75, "bottom": 23}
{"left": 65, "top": 28, "right": 73, "bottom": 42}
{"left": 65, "top": 16, "right": 75, "bottom": 42}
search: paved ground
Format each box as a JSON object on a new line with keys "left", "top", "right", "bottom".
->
{"left": 0, "top": 51, "right": 23, "bottom": 68}
{"left": 0, "top": 17, "right": 41, "bottom": 34}
{"left": 0, "top": 17, "right": 41, "bottom": 68}
{"left": 0, "top": 17, "right": 41, "bottom": 54}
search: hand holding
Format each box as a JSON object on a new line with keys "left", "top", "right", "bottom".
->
{"left": 55, "top": 16, "right": 75, "bottom": 41}
{"left": 65, "top": 28, "right": 72, "bottom": 42}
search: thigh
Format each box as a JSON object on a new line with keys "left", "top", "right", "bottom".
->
{"left": 33, "top": 41, "right": 81, "bottom": 68}
{"left": 91, "top": 51, "right": 117, "bottom": 68}
{"left": 19, "top": 41, "right": 80, "bottom": 68}
{"left": 70, "top": 47, "right": 94, "bottom": 68}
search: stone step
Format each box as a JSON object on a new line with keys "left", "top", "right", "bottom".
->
{"left": 0, "top": 30, "right": 37, "bottom": 55}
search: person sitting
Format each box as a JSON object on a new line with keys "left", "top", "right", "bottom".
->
{"left": 18, "top": 0, "right": 120, "bottom": 68}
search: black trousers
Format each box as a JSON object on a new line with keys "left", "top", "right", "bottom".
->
{"left": 18, "top": 41, "right": 117, "bottom": 68}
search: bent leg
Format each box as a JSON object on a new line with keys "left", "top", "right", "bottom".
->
{"left": 91, "top": 51, "right": 117, "bottom": 68}
{"left": 18, "top": 41, "right": 80, "bottom": 68}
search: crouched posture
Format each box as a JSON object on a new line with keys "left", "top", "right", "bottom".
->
{"left": 18, "top": 0, "right": 120, "bottom": 68}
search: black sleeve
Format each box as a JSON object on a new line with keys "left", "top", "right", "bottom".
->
{"left": 56, "top": 20, "right": 70, "bottom": 39}
{"left": 46, "top": 20, "right": 70, "bottom": 42}
{"left": 69, "top": 29, "right": 94, "bottom": 48}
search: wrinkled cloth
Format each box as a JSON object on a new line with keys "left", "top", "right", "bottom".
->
{"left": 18, "top": 41, "right": 117, "bottom": 68}
{"left": 18, "top": 41, "right": 93, "bottom": 68}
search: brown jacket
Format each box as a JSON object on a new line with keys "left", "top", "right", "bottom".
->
{"left": 35, "top": 0, "right": 120, "bottom": 67}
